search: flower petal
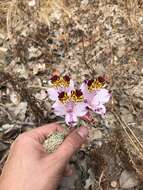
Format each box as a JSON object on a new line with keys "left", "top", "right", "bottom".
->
{"left": 80, "top": 82, "right": 88, "bottom": 96}
{"left": 65, "top": 112, "right": 78, "bottom": 127}
{"left": 74, "top": 102, "right": 88, "bottom": 117}
{"left": 68, "top": 79, "right": 75, "bottom": 91}
{"left": 80, "top": 83, "right": 95, "bottom": 104}
{"left": 47, "top": 88, "right": 59, "bottom": 101}
{"left": 92, "top": 89, "right": 111, "bottom": 105}
{"left": 52, "top": 101, "right": 66, "bottom": 116}
{"left": 94, "top": 104, "right": 106, "bottom": 115}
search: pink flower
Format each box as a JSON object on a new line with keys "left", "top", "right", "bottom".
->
{"left": 48, "top": 75, "right": 74, "bottom": 101}
{"left": 48, "top": 75, "right": 111, "bottom": 127}
{"left": 52, "top": 90, "right": 87, "bottom": 127}
{"left": 81, "top": 77, "right": 111, "bottom": 115}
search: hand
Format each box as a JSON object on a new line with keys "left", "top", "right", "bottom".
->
{"left": 0, "top": 123, "right": 88, "bottom": 190}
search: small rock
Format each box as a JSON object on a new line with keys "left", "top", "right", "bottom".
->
{"left": 16, "top": 65, "right": 29, "bottom": 79}
{"left": 10, "top": 91, "right": 21, "bottom": 105}
{"left": 111, "top": 181, "right": 118, "bottom": 188}
{"left": 84, "top": 177, "right": 93, "bottom": 190}
{"left": 35, "top": 90, "right": 47, "bottom": 100}
{"left": 138, "top": 16, "right": 143, "bottom": 25}
{"left": 33, "top": 63, "right": 46, "bottom": 75}
{"left": 81, "top": 0, "right": 89, "bottom": 6}
{"left": 0, "top": 47, "right": 7, "bottom": 52}
{"left": 119, "top": 170, "right": 139, "bottom": 189}
{"left": 28, "top": 46, "right": 42, "bottom": 60}
{"left": 28, "top": 0, "right": 36, "bottom": 7}
{"left": 2, "top": 124, "right": 15, "bottom": 131}
{"left": 117, "top": 46, "right": 125, "bottom": 57}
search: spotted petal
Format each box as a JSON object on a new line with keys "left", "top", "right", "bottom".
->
{"left": 94, "top": 104, "right": 106, "bottom": 115}
{"left": 74, "top": 102, "right": 88, "bottom": 117}
{"left": 47, "top": 88, "right": 59, "bottom": 101}
{"left": 80, "top": 82, "right": 88, "bottom": 97}
{"left": 52, "top": 101, "right": 66, "bottom": 116}
{"left": 81, "top": 83, "right": 95, "bottom": 103}
{"left": 68, "top": 79, "right": 75, "bottom": 92}
{"left": 65, "top": 112, "right": 78, "bottom": 127}
{"left": 92, "top": 89, "right": 111, "bottom": 105}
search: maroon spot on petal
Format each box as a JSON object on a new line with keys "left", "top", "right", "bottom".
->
{"left": 97, "top": 76, "right": 105, "bottom": 83}
{"left": 75, "top": 89, "right": 83, "bottom": 97}
{"left": 63, "top": 75, "right": 70, "bottom": 82}
{"left": 58, "top": 91, "right": 65, "bottom": 99}
{"left": 51, "top": 75, "right": 60, "bottom": 82}
{"left": 87, "top": 79, "right": 94, "bottom": 87}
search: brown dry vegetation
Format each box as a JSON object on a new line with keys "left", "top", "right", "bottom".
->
{"left": 0, "top": 0, "right": 143, "bottom": 189}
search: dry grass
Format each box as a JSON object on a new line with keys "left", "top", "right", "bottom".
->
{"left": 125, "top": 0, "right": 143, "bottom": 38}
{"left": 0, "top": 0, "right": 71, "bottom": 38}
{"left": 0, "top": 0, "right": 11, "bottom": 31}
{"left": 38, "top": 0, "right": 71, "bottom": 25}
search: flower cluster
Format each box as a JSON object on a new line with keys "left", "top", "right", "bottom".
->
{"left": 47, "top": 75, "right": 111, "bottom": 127}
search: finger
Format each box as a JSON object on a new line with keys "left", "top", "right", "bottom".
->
{"left": 56, "top": 126, "right": 88, "bottom": 162}
{"left": 64, "top": 164, "right": 74, "bottom": 177}
{"left": 24, "top": 123, "right": 64, "bottom": 143}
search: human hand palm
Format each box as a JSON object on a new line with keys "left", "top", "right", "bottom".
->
{"left": 0, "top": 123, "right": 88, "bottom": 190}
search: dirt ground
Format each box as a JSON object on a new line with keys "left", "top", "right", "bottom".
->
{"left": 0, "top": 0, "right": 143, "bottom": 189}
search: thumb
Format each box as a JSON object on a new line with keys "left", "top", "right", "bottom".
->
{"left": 56, "top": 126, "right": 88, "bottom": 162}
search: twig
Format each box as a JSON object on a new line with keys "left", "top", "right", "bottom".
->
{"left": 112, "top": 110, "right": 143, "bottom": 159}
{"left": 98, "top": 170, "right": 105, "bottom": 190}
{"left": 81, "top": 32, "right": 95, "bottom": 77}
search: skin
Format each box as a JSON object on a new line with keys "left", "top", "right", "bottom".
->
{"left": 0, "top": 123, "right": 88, "bottom": 190}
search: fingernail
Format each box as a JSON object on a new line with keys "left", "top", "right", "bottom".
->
{"left": 77, "top": 127, "right": 88, "bottom": 138}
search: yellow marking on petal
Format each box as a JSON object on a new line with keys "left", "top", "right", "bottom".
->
{"left": 51, "top": 77, "right": 70, "bottom": 88}
{"left": 58, "top": 92, "right": 69, "bottom": 103}
{"left": 71, "top": 90, "right": 84, "bottom": 102}
{"left": 88, "top": 80, "right": 104, "bottom": 91}
{"left": 58, "top": 90, "right": 83, "bottom": 103}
